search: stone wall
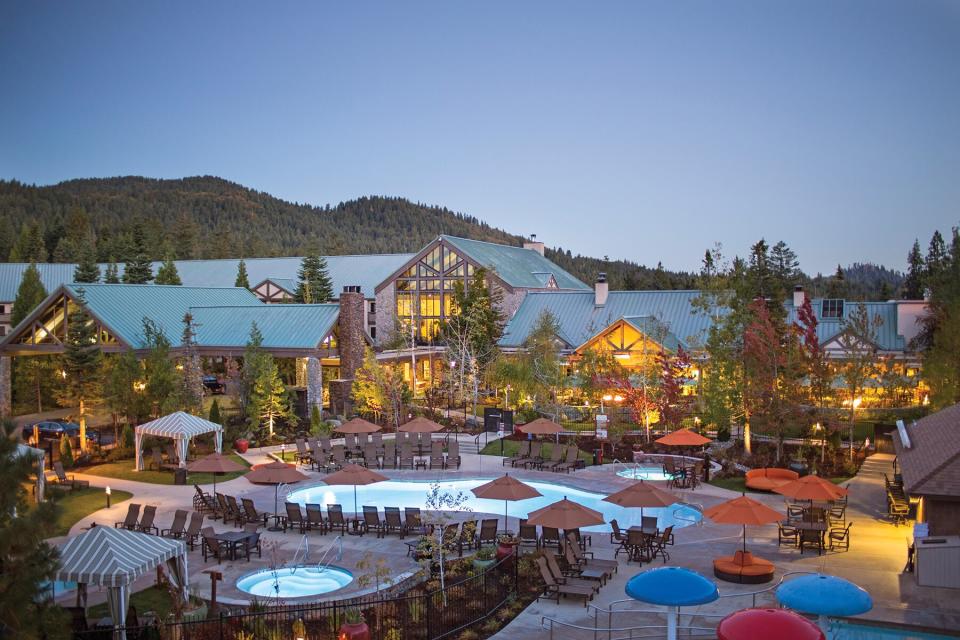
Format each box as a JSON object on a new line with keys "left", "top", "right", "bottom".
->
{"left": 498, "top": 286, "right": 528, "bottom": 321}
{"left": 0, "top": 356, "right": 10, "bottom": 419}
{"left": 338, "top": 287, "right": 365, "bottom": 379}
{"left": 374, "top": 282, "right": 396, "bottom": 346}
{"left": 305, "top": 357, "right": 322, "bottom": 411}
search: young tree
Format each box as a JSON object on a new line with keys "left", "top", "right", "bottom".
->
{"left": 836, "top": 303, "right": 882, "bottom": 461}
{"left": 56, "top": 288, "right": 103, "bottom": 453}
{"left": 352, "top": 348, "right": 410, "bottom": 429}
{"left": 926, "top": 230, "right": 948, "bottom": 283}
{"left": 294, "top": 255, "right": 334, "bottom": 303}
{"left": 209, "top": 398, "right": 222, "bottom": 426}
{"left": 155, "top": 254, "right": 182, "bottom": 285}
{"left": 142, "top": 319, "right": 179, "bottom": 416}
{"left": 73, "top": 241, "right": 101, "bottom": 283}
{"left": 655, "top": 345, "right": 692, "bottom": 429}
{"left": 921, "top": 227, "right": 960, "bottom": 408}
{"left": 105, "top": 350, "right": 148, "bottom": 427}
{"left": 244, "top": 323, "right": 293, "bottom": 436}
{"left": 11, "top": 262, "right": 47, "bottom": 327}
{"left": 902, "top": 239, "right": 925, "bottom": 299}
{"left": 235, "top": 259, "right": 251, "bottom": 288}
{"left": 104, "top": 260, "right": 121, "bottom": 284}
{"left": 123, "top": 228, "right": 153, "bottom": 284}
{"left": 178, "top": 312, "right": 204, "bottom": 413}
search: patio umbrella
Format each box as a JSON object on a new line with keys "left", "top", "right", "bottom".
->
{"left": 335, "top": 418, "right": 382, "bottom": 434}
{"left": 655, "top": 428, "right": 711, "bottom": 447}
{"left": 603, "top": 480, "right": 679, "bottom": 521}
{"left": 321, "top": 463, "right": 388, "bottom": 516}
{"left": 471, "top": 474, "right": 542, "bottom": 533}
{"left": 187, "top": 452, "right": 245, "bottom": 495}
{"left": 625, "top": 567, "right": 719, "bottom": 640}
{"left": 773, "top": 475, "right": 848, "bottom": 502}
{"left": 776, "top": 574, "right": 872, "bottom": 633}
{"left": 245, "top": 461, "right": 309, "bottom": 529}
{"left": 519, "top": 418, "right": 563, "bottom": 436}
{"left": 717, "top": 608, "right": 824, "bottom": 640}
{"left": 525, "top": 497, "right": 604, "bottom": 530}
{"left": 702, "top": 495, "right": 783, "bottom": 553}
{"left": 398, "top": 416, "right": 445, "bottom": 433}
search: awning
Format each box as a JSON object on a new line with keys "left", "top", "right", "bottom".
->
{"left": 135, "top": 411, "right": 223, "bottom": 470}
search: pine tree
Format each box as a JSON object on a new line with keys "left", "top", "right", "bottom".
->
{"left": 73, "top": 242, "right": 101, "bottom": 283}
{"left": 123, "top": 228, "right": 153, "bottom": 284}
{"left": 826, "top": 265, "right": 847, "bottom": 298}
{"left": 56, "top": 288, "right": 103, "bottom": 452}
{"left": 11, "top": 263, "right": 48, "bottom": 327}
{"left": 770, "top": 240, "right": 800, "bottom": 293}
{"left": 244, "top": 322, "right": 293, "bottom": 436}
{"left": 903, "top": 239, "right": 925, "bottom": 299}
{"left": 178, "top": 313, "right": 204, "bottom": 413}
{"left": 235, "top": 259, "right": 251, "bottom": 288}
{"left": 104, "top": 260, "right": 121, "bottom": 284}
{"left": 142, "top": 319, "right": 178, "bottom": 415}
{"left": 209, "top": 399, "right": 222, "bottom": 426}
{"left": 11, "top": 221, "right": 48, "bottom": 263}
{"left": 926, "top": 230, "right": 948, "bottom": 283}
{"left": 294, "top": 255, "right": 334, "bottom": 303}
{"left": 155, "top": 254, "right": 182, "bottom": 285}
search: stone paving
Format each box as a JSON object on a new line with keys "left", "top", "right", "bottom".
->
{"left": 47, "top": 439, "right": 960, "bottom": 636}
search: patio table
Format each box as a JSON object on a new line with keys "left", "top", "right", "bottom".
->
{"left": 214, "top": 531, "right": 257, "bottom": 561}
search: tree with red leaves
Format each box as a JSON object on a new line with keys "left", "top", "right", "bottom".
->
{"left": 795, "top": 296, "right": 832, "bottom": 409}
{"left": 656, "top": 345, "right": 692, "bottom": 429}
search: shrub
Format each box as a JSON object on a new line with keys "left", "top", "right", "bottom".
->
{"left": 458, "top": 630, "right": 480, "bottom": 640}
{"left": 716, "top": 425, "right": 730, "bottom": 442}
{"left": 121, "top": 423, "right": 135, "bottom": 448}
{"left": 59, "top": 436, "right": 74, "bottom": 469}
{"left": 209, "top": 399, "right": 222, "bottom": 426}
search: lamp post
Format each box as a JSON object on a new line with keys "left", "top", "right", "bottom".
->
{"left": 105, "top": 486, "right": 111, "bottom": 508}
{"left": 814, "top": 422, "right": 825, "bottom": 464}
{"left": 448, "top": 360, "right": 456, "bottom": 420}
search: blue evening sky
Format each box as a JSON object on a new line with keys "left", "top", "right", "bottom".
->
{"left": 1, "top": 1, "right": 958, "bottom": 273}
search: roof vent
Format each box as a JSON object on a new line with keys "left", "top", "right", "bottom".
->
{"left": 523, "top": 236, "right": 545, "bottom": 256}
{"left": 793, "top": 285, "right": 805, "bottom": 308}
{"left": 896, "top": 419, "right": 911, "bottom": 449}
{"left": 595, "top": 273, "right": 608, "bottom": 307}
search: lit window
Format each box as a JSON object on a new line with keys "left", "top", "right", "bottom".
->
{"left": 822, "top": 299, "right": 844, "bottom": 319}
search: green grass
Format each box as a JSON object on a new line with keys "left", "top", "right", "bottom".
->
{"left": 82, "top": 453, "right": 250, "bottom": 485}
{"left": 480, "top": 439, "right": 594, "bottom": 466}
{"left": 44, "top": 487, "right": 134, "bottom": 536}
{"left": 708, "top": 475, "right": 852, "bottom": 494}
{"left": 88, "top": 586, "right": 172, "bottom": 620}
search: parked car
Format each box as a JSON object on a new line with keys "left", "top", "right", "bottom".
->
{"left": 22, "top": 420, "right": 98, "bottom": 442}
{"left": 202, "top": 375, "right": 225, "bottom": 395}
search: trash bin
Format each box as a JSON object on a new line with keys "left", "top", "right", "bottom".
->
{"left": 174, "top": 468, "right": 187, "bottom": 485}
{"left": 593, "top": 448, "right": 602, "bottom": 466}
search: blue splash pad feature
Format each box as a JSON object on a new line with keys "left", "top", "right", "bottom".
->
{"left": 777, "top": 574, "right": 872, "bottom": 617}
{"left": 625, "top": 567, "right": 719, "bottom": 607}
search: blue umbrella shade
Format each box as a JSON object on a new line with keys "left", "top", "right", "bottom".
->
{"left": 776, "top": 574, "right": 873, "bottom": 617}
{"left": 625, "top": 567, "right": 720, "bottom": 607}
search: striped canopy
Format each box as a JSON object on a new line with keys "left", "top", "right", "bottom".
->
{"left": 135, "top": 411, "right": 223, "bottom": 470}
{"left": 55, "top": 525, "right": 186, "bottom": 587}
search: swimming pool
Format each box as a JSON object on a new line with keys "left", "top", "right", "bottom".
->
{"left": 236, "top": 566, "right": 354, "bottom": 599}
{"left": 616, "top": 466, "right": 675, "bottom": 482}
{"left": 287, "top": 478, "right": 701, "bottom": 532}
{"left": 829, "top": 620, "right": 957, "bottom": 639}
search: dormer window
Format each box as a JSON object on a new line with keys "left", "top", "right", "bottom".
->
{"left": 822, "top": 299, "right": 844, "bottom": 319}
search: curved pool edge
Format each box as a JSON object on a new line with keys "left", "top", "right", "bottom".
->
{"left": 235, "top": 565, "right": 355, "bottom": 601}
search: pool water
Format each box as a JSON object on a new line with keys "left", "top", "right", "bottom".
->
{"left": 829, "top": 620, "right": 957, "bottom": 640}
{"left": 40, "top": 580, "right": 77, "bottom": 597}
{"left": 236, "top": 566, "right": 354, "bottom": 599}
{"left": 616, "top": 466, "right": 676, "bottom": 482}
{"left": 287, "top": 478, "right": 701, "bottom": 532}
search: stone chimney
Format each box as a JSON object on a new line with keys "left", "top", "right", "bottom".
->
{"left": 523, "top": 233, "right": 545, "bottom": 256}
{"left": 330, "top": 285, "right": 365, "bottom": 416}
{"left": 793, "top": 285, "right": 806, "bottom": 308}
{"left": 595, "top": 273, "right": 609, "bottom": 307}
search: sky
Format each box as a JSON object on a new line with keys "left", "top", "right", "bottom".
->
{"left": 1, "top": 1, "right": 958, "bottom": 274}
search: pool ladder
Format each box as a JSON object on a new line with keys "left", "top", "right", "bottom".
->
{"left": 289, "top": 535, "right": 343, "bottom": 576}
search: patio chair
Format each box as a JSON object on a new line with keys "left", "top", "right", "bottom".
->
{"left": 115, "top": 503, "right": 141, "bottom": 530}
{"left": 503, "top": 440, "right": 530, "bottom": 467}
{"left": 786, "top": 503, "right": 805, "bottom": 521}
{"left": 363, "top": 443, "right": 380, "bottom": 469}
{"left": 828, "top": 504, "right": 846, "bottom": 526}
{"left": 285, "top": 502, "right": 307, "bottom": 534}
{"left": 538, "top": 444, "right": 565, "bottom": 471}
{"left": 305, "top": 503, "right": 327, "bottom": 534}
{"left": 567, "top": 528, "right": 592, "bottom": 549}
{"left": 641, "top": 516, "right": 659, "bottom": 535}
{"left": 778, "top": 522, "right": 799, "bottom": 547}
{"left": 226, "top": 495, "right": 247, "bottom": 527}
{"left": 134, "top": 505, "right": 159, "bottom": 535}
{"left": 545, "top": 552, "right": 602, "bottom": 591}
{"left": 651, "top": 526, "right": 673, "bottom": 563}
{"left": 327, "top": 504, "right": 349, "bottom": 535}
{"left": 447, "top": 439, "right": 461, "bottom": 469}
{"left": 361, "top": 506, "right": 385, "bottom": 538}
{"left": 53, "top": 461, "right": 89, "bottom": 489}
{"left": 609, "top": 518, "right": 626, "bottom": 545}
{"left": 798, "top": 528, "right": 824, "bottom": 555}
{"left": 540, "top": 526, "right": 561, "bottom": 550}
{"left": 536, "top": 556, "right": 593, "bottom": 605}
{"left": 241, "top": 498, "right": 270, "bottom": 528}
{"left": 519, "top": 520, "right": 539, "bottom": 553}
{"left": 625, "top": 528, "right": 651, "bottom": 563}
{"left": 404, "top": 507, "right": 429, "bottom": 536}
{"left": 441, "top": 523, "right": 461, "bottom": 554}
{"left": 555, "top": 446, "right": 580, "bottom": 473}
{"left": 829, "top": 522, "right": 852, "bottom": 552}
{"left": 512, "top": 441, "right": 541, "bottom": 468}
{"left": 201, "top": 527, "right": 223, "bottom": 563}
{"left": 193, "top": 485, "right": 216, "bottom": 513}
{"left": 457, "top": 519, "right": 478, "bottom": 555}
{"left": 566, "top": 533, "right": 618, "bottom": 574}
{"left": 184, "top": 512, "right": 205, "bottom": 550}
{"left": 382, "top": 441, "right": 397, "bottom": 469}
{"left": 295, "top": 438, "right": 312, "bottom": 465}
{"left": 477, "top": 518, "right": 499, "bottom": 546}
{"left": 161, "top": 509, "right": 188, "bottom": 538}
{"left": 399, "top": 444, "right": 414, "bottom": 470}
{"left": 383, "top": 506, "right": 405, "bottom": 538}
{"left": 429, "top": 442, "right": 446, "bottom": 470}
{"left": 243, "top": 523, "right": 262, "bottom": 558}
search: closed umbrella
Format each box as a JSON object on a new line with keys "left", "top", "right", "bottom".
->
{"left": 398, "top": 417, "right": 445, "bottom": 433}
{"left": 335, "top": 418, "right": 382, "bottom": 434}
{"left": 525, "top": 497, "right": 604, "bottom": 530}
{"left": 702, "top": 495, "right": 783, "bottom": 553}
{"left": 655, "top": 428, "right": 711, "bottom": 447}
{"left": 603, "top": 481, "right": 679, "bottom": 521}
{"left": 245, "top": 461, "right": 309, "bottom": 530}
{"left": 187, "top": 452, "right": 245, "bottom": 495}
{"left": 322, "top": 463, "right": 388, "bottom": 517}
{"left": 773, "top": 475, "right": 848, "bottom": 502}
{"left": 471, "top": 474, "right": 542, "bottom": 533}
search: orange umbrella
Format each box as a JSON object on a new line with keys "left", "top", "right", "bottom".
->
{"left": 399, "top": 416, "right": 445, "bottom": 433}
{"left": 322, "top": 463, "right": 388, "bottom": 515}
{"left": 525, "top": 497, "right": 604, "bottom": 530}
{"left": 245, "top": 461, "right": 310, "bottom": 527}
{"left": 187, "top": 452, "right": 245, "bottom": 494}
{"left": 603, "top": 481, "right": 679, "bottom": 520}
{"left": 335, "top": 418, "right": 382, "bottom": 434}
{"left": 703, "top": 495, "right": 783, "bottom": 553}
{"left": 656, "top": 428, "right": 711, "bottom": 447}
{"left": 471, "top": 474, "right": 542, "bottom": 532}
{"left": 519, "top": 418, "right": 563, "bottom": 436}
{"left": 773, "top": 475, "right": 848, "bottom": 502}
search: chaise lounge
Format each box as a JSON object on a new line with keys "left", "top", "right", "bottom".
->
{"left": 713, "top": 550, "right": 775, "bottom": 584}
{"left": 744, "top": 468, "right": 799, "bottom": 492}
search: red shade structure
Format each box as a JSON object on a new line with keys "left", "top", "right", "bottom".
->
{"left": 525, "top": 497, "right": 604, "bottom": 530}
{"left": 717, "top": 608, "right": 824, "bottom": 640}
{"left": 321, "top": 463, "right": 389, "bottom": 516}
{"left": 603, "top": 480, "right": 680, "bottom": 520}
{"left": 655, "top": 428, "right": 711, "bottom": 447}
{"left": 187, "top": 452, "right": 245, "bottom": 494}
{"left": 398, "top": 417, "right": 445, "bottom": 433}
{"left": 245, "top": 461, "right": 309, "bottom": 529}
{"left": 335, "top": 418, "right": 382, "bottom": 434}
{"left": 471, "top": 474, "right": 542, "bottom": 532}
{"left": 773, "top": 475, "right": 848, "bottom": 502}
{"left": 519, "top": 418, "right": 563, "bottom": 436}
{"left": 703, "top": 495, "right": 783, "bottom": 553}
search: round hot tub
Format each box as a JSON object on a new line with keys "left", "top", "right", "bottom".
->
{"left": 236, "top": 565, "right": 354, "bottom": 599}
{"left": 616, "top": 466, "right": 676, "bottom": 482}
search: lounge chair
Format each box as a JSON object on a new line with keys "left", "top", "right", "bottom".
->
{"left": 226, "top": 495, "right": 246, "bottom": 527}
{"left": 778, "top": 522, "right": 799, "bottom": 547}
{"left": 306, "top": 503, "right": 327, "bottom": 534}
{"left": 405, "top": 507, "right": 429, "bottom": 536}
{"left": 478, "top": 518, "right": 499, "bottom": 546}
{"left": 194, "top": 485, "right": 216, "bottom": 513}
{"left": 327, "top": 504, "right": 348, "bottom": 535}
{"left": 361, "top": 506, "right": 385, "bottom": 538}
{"left": 536, "top": 556, "right": 593, "bottom": 605}
{"left": 307, "top": 438, "right": 324, "bottom": 468}
{"left": 555, "top": 446, "right": 580, "bottom": 473}
{"left": 399, "top": 444, "right": 414, "bottom": 470}
{"left": 519, "top": 520, "right": 539, "bottom": 553}
{"left": 447, "top": 439, "right": 460, "bottom": 469}
{"left": 503, "top": 440, "right": 530, "bottom": 467}
{"left": 241, "top": 498, "right": 270, "bottom": 528}
{"left": 329, "top": 445, "right": 346, "bottom": 471}
{"left": 285, "top": 502, "right": 307, "bottom": 534}
{"left": 53, "top": 461, "right": 89, "bottom": 489}
{"left": 115, "top": 503, "right": 141, "bottom": 530}
{"left": 457, "top": 520, "right": 478, "bottom": 555}
{"left": 136, "top": 505, "right": 159, "bottom": 535}
{"left": 295, "top": 438, "right": 312, "bottom": 466}
{"left": 363, "top": 444, "right": 380, "bottom": 469}
{"left": 345, "top": 433, "right": 359, "bottom": 457}
{"left": 538, "top": 445, "right": 565, "bottom": 471}
{"left": 429, "top": 442, "right": 446, "bottom": 470}
{"left": 184, "top": 512, "right": 205, "bottom": 550}
{"left": 372, "top": 432, "right": 383, "bottom": 450}
{"left": 441, "top": 523, "right": 461, "bottom": 554}
{"left": 829, "top": 523, "right": 852, "bottom": 551}
{"left": 201, "top": 527, "right": 223, "bottom": 563}
{"left": 161, "top": 509, "right": 188, "bottom": 538}
{"left": 513, "top": 441, "right": 541, "bottom": 468}
{"left": 384, "top": 507, "right": 405, "bottom": 538}
{"left": 382, "top": 441, "right": 397, "bottom": 469}
{"left": 545, "top": 552, "right": 602, "bottom": 591}
{"left": 566, "top": 528, "right": 592, "bottom": 550}
{"left": 541, "top": 526, "right": 561, "bottom": 550}
{"left": 565, "top": 533, "right": 617, "bottom": 574}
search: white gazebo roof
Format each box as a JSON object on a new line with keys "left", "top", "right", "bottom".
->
{"left": 135, "top": 411, "right": 222, "bottom": 439}
{"left": 55, "top": 525, "right": 186, "bottom": 587}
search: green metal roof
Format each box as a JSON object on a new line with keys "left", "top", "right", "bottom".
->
{"left": 440, "top": 236, "right": 589, "bottom": 291}
{"left": 255, "top": 277, "right": 297, "bottom": 293}
{"left": 786, "top": 299, "right": 906, "bottom": 351}
{"left": 63, "top": 283, "right": 262, "bottom": 349}
{"left": 191, "top": 304, "right": 340, "bottom": 349}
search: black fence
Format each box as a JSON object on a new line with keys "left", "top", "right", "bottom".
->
{"left": 75, "top": 552, "right": 523, "bottom": 640}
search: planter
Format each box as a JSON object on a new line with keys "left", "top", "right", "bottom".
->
{"left": 339, "top": 622, "right": 370, "bottom": 640}
{"left": 234, "top": 439, "right": 249, "bottom": 454}
{"left": 496, "top": 541, "right": 518, "bottom": 561}
{"left": 473, "top": 559, "right": 495, "bottom": 571}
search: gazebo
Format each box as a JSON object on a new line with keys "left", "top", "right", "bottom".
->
{"left": 15, "top": 442, "right": 46, "bottom": 502}
{"left": 135, "top": 411, "right": 223, "bottom": 471}
{"left": 55, "top": 526, "right": 189, "bottom": 639}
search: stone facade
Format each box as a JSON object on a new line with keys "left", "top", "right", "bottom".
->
{"left": 374, "top": 282, "right": 396, "bottom": 346}
{"left": 305, "top": 357, "right": 322, "bottom": 411}
{"left": 0, "top": 356, "right": 10, "bottom": 419}
{"left": 338, "top": 287, "right": 365, "bottom": 379}
{"left": 328, "top": 379, "right": 353, "bottom": 418}
{"left": 498, "top": 286, "right": 528, "bottom": 322}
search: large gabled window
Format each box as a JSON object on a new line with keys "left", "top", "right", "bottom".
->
{"left": 394, "top": 243, "right": 478, "bottom": 344}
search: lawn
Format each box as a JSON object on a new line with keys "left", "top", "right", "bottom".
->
{"left": 480, "top": 438, "right": 594, "bottom": 466}
{"left": 82, "top": 453, "right": 250, "bottom": 485}
{"left": 88, "top": 586, "right": 172, "bottom": 620}
{"left": 708, "top": 475, "right": 852, "bottom": 494}
{"left": 44, "top": 486, "right": 134, "bottom": 536}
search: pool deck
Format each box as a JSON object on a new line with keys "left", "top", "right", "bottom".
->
{"left": 50, "top": 437, "right": 960, "bottom": 636}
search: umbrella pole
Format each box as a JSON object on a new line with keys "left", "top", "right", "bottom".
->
{"left": 743, "top": 525, "right": 747, "bottom": 554}
{"left": 667, "top": 606, "right": 678, "bottom": 640}
{"left": 504, "top": 499, "right": 508, "bottom": 535}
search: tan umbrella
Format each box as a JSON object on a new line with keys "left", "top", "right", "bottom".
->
{"left": 335, "top": 418, "right": 382, "bottom": 434}
{"left": 322, "top": 463, "right": 388, "bottom": 516}
{"left": 656, "top": 428, "right": 711, "bottom": 447}
{"left": 471, "top": 474, "right": 542, "bottom": 532}
{"left": 245, "top": 461, "right": 310, "bottom": 529}
{"left": 773, "top": 475, "right": 848, "bottom": 502}
{"left": 519, "top": 418, "right": 563, "bottom": 436}
{"left": 525, "top": 497, "right": 604, "bottom": 530}
{"left": 603, "top": 480, "right": 680, "bottom": 520}
{"left": 703, "top": 495, "right": 783, "bottom": 553}
{"left": 398, "top": 416, "right": 445, "bottom": 433}
{"left": 187, "top": 452, "right": 245, "bottom": 494}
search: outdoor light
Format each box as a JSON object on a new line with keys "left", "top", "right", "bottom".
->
{"left": 614, "top": 353, "right": 630, "bottom": 360}
{"left": 613, "top": 395, "right": 623, "bottom": 403}
{"left": 603, "top": 394, "right": 613, "bottom": 402}
{"left": 853, "top": 397, "right": 862, "bottom": 408}
{"left": 105, "top": 486, "right": 111, "bottom": 508}
{"left": 59, "top": 369, "right": 67, "bottom": 379}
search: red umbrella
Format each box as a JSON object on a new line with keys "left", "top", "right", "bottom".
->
{"left": 603, "top": 481, "right": 680, "bottom": 520}
{"left": 471, "top": 474, "right": 542, "bottom": 532}
{"left": 655, "top": 428, "right": 711, "bottom": 447}
{"left": 322, "top": 463, "right": 388, "bottom": 515}
{"left": 717, "top": 608, "right": 824, "bottom": 640}
{"left": 398, "top": 417, "right": 445, "bottom": 433}
{"left": 774, "top": 475, "right": 848, "bottom": 502}
{"left": 187, "top": 452, "right": 245, "bottom": 494}
{"left": 335, "top": 418, "right": 382, "bottom": 434}
{"left": 525, "top": 497, "right": 604, "bottom": 530}
{"left": 245, "top": 461, "right": 309, "bottom": 528}
{"left": 703, "top": 495, "right": 783, "bottom": 553}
